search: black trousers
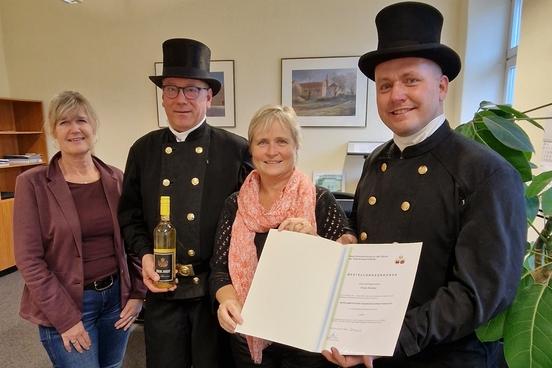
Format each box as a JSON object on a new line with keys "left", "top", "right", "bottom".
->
{"left": 230, "top": 333, "right": 336, "bottom": 368}
{"left": 144, "top": 294, "right": 234, "bottom": 368}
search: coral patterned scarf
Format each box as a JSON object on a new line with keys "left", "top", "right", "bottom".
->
{"left": 228, "top": 169, "right": 317, "bottom": 363}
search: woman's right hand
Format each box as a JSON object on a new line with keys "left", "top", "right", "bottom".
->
{"left": 217, "top": 298, "right": 244, "bottom": 333}
{"left": 60, "top": 321, "right": 91, "bottom": 353}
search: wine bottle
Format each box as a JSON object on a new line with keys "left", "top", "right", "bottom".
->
{"left": 153, "top": 196, "right": 176, "bottom": 288}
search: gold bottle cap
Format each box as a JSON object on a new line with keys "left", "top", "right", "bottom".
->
{"left": 160, "top": 196, "right": 170, "bottom": 217}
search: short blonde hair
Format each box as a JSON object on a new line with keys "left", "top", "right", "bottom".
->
{"left": 248, "top": 105, "right": 301, "bottom": 149}
{"left": 46, "top": 91, "right": 99, "bottom": 137}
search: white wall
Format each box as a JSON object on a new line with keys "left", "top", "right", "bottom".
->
{"left": 0, "top": 0, "right": 466, "bottom": 192}
{"left": 515, "top": 0, "right": 552, "bottom": 166}
{"left": 0, "top": 8, "right": 9, "bottom": 96}
{"left": 457, "top": 0, "right": 510, "bottom": 123}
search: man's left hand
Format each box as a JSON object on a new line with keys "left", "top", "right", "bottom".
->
{"left": 114, "top": 298, "right": 143, "bottom": 331}
{"left": 322, "top": 347, "right": 377, "bottom": 368}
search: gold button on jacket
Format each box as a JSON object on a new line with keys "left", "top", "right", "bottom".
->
{"left": 191, "top": 177, "right": 199, "bottom": 186}
{"left": 359, "top": 232, "right": 368, "bottom": 241}
{"left": 368, "top": 196, "right": 377, "bottom": 205}
{"left": 187, "top": 249, "right": 196, "bottom": 257}
{"left": 418, "top": 165, "right": 428, "bottom": 175}
{"left": 162, "top": 179, "right": 170, "bottom": 187}
{"left": 401, "top": 201, "right": 411, "bottom": 211}
{"left": 164, "top": 147, "right": 173, "bottom": 154}
{"left": 195, "top": 146, "right": 203, "bottom": 154}
{"left": 186, "top": 213, "right": 195, "bottom": 221}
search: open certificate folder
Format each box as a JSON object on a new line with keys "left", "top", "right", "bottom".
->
{"left": 235, "top": 230, "right": 422, "bottom": 356}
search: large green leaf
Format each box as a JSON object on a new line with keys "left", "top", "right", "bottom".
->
{"left": 480, "top": 100, "right": 495, "bottom": 109}
{"left": 541, "top": 188, "right": 552, "bottom": 216}
{"left": 526, "top": 195, "right": 539, "bottom": 224}
{"left": 476, "top": 129, "right": 533, "bottom": 182}
{"left": 479, "top": 101, "right": 543, "bottom": 130}
{"left": 480, "top": 112, "right": 534, "bottom": 152}
{"left": 455, "top": 122, "right": 477, "bottom": 140}
{"left": 526, "top": 171, "right": 552, "bottom": 197}
{"left": 476, "top": 309, "right": 506, "bottom": 341}
{"left": 503, "top": 278, "right": 552, "bottom": 368}
{"left": 496, "top": 104, "right": 543, "bottom": 130}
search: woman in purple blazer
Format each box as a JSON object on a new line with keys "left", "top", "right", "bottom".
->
{"left": 13, "top": 91, "right": 146, "bottom": 368}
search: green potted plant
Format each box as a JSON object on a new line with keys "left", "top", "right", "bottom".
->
{"left": 455, "top": 101, "right": 552, "bottom": 367}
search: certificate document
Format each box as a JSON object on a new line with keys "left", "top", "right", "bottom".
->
{"left": 235, "top": 230, "right": 421, "bottom": 356}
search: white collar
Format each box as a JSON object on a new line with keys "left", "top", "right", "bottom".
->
{"left": 393, "top": 114, "right": 445, "bottom": 152}
{"left": 168, "top": 118, "right": 206, "bottom": 142}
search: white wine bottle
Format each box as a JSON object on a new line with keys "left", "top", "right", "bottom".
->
{"left": 154, "top": 195, "right": 176, "bottom": 288}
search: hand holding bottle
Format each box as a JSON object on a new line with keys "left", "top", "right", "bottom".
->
{"left": 142, "top": 254, "right": 176, "bottom": 292}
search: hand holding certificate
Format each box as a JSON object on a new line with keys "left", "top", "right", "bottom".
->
{"left": 235, "top": 230, "right": 421, "bottom": 356}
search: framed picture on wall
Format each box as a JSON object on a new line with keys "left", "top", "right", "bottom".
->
{"left": 154, "top": 60, "right": 236, "bottom": 128}
{"left": 281, "top": 56, "right": 367, "bottom": 127}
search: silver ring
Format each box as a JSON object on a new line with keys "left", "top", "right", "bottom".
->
{"left": 71, "top": 340, "right": 77, "bottom": 344}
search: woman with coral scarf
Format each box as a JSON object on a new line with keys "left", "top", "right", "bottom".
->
{"left": 209, "top": 105, "right": 348, "bottom": 367}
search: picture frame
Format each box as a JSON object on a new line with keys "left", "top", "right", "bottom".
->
{"left": 281, "top": 56, "right": 367, "bottom": 127}
{"left": 154, "top": 60, "right": 236, "bottom": 128}
{"left": 312, "top": 172, "right": 345, "bottom": 192}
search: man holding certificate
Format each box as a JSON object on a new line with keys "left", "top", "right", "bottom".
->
{"left": 324, "top": 2, "right": 526, "bottom": 367}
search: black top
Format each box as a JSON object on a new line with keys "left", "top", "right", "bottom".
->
{"left": 209, "top": 186, "right": 347, "bottom": 299}
{"left": 351, "top": 122, "right": 526, "bottom": 367}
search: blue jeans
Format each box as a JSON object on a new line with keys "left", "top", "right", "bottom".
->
{"left": 39, "top": 277, "right": 130, "bottom": 368}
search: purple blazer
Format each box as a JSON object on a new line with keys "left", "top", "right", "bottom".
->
{"left": 14, "top": 152, "right": 146, "bottom": 333}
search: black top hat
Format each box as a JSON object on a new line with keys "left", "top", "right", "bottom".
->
{"left": 358, "top": 2, "right": 461, "bottom": 81}
{"left": 149, "top": 38, "right": 221, "bottom": 96}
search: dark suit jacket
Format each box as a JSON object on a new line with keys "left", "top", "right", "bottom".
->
{"left": 14, "top": 152, "right": 146, "bottom": 333}
{"left": 119, "top": 123, "right": 251, "bottom": 299}
{"left": 351, "top": 122, "right": 525, "bottom": 367}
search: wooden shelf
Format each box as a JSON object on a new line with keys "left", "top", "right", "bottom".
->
{"left": 0, "top": 162, "right": 44, "bottom": 170}
{"left": 0, "top": 199, "right": 15, "bottom": 271}
{"left": 0, "top": 98, "right": 47, "bottom": 271}
{"left": 0, "top": 130, "right": 43, "bottom": 135}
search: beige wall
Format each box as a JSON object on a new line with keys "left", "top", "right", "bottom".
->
{"left": 515, "top": 0, "right": 552, "bottom": 165}
{"left": 0, "top": 0, "right": 465, "bottom": 191}
{"left": 0, "top": 9, "right": 9, "bottom": 96}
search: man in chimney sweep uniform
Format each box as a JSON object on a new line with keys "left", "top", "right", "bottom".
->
{"left": 323, "top": 2, "right": 526, "bottom": 367}
{"left": 119, "top": 38, "right": 251, "bottom": 368}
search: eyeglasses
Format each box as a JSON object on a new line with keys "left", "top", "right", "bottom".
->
{"left": 162, "top": 85, "right": 210, "bottom": 99}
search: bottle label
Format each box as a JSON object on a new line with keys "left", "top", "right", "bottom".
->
{"left": 154, "top": 251, "right": 175, "bottom": 282}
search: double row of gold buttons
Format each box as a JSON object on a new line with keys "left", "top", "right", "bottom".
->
{"left": 359, "top": 163, "right": 429, "bottom": 242}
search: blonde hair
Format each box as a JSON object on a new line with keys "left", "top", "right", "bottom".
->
{"left": 46, "top": 91, "right": 99, "bottom": 137}
{"left": 248, "top": 105, "right": 301, "bottom": 149}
